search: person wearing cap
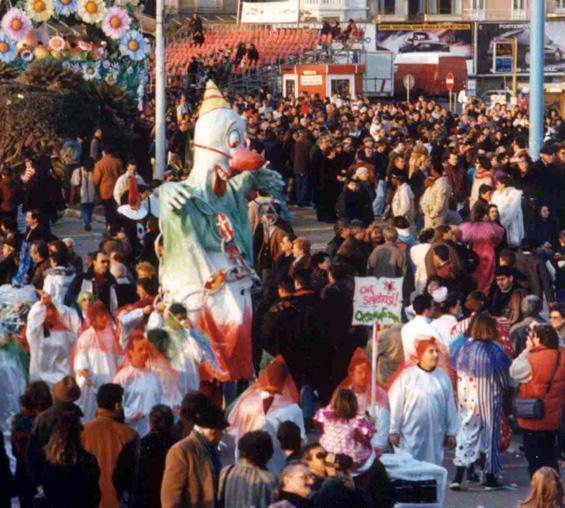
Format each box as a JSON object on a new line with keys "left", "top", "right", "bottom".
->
{"left": 25, "top": 376, "right": 83, "bottom": 484}
{"left": 161, "top": 395, "right": 228, "bottom": 508}
{"left": 532, "top": 144, "right": 561, "bottom": 225}
{"left": 389, "top": 337, "right": 458, "bottom": 466}
{"left": 469, "top": 157, "right": 494, "bottom": 210}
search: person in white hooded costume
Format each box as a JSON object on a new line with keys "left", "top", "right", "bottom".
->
{"left": 389, "top": 337, "right": 458, "bottom": 466}
{"left": 26, "top": 292, "right": 81, "bottom": 387}
{"left": 73, "top": 301, "right": 123, "bottom": 420}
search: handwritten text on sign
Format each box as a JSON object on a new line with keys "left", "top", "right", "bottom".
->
{"left": 353, "top": 277, "right": 402, "bottom": 325}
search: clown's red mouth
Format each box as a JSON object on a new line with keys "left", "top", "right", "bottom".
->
{"left": 213, "top": 164, "right": 232, "bottom": 196}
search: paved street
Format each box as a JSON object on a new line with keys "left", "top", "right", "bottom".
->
{"left": 55, "top": 205, "right": 533, "bottom": 507}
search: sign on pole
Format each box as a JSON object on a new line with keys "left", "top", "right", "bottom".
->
{"left": 352, "top": 277, "right": 403, "bottom": 326}
{"left": 493, "top": 39, "right": 514, "bottom": 73}
{"left": 446, "top": 71, "right": 455, "bottom": 112}
{"left": 446, "top": 72, "right": 454, "bottom": 91}
{"left": 402, "top": 74, "right": 415, "bottom": 103}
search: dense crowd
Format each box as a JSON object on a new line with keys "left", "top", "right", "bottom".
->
{"left": 0, "top": 86, "right": 564, "bottom": 508}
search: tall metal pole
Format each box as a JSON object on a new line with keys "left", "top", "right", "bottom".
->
{"left": 155, "top": 0, "right": 167, "bottom": 180}
{"left": 529, "top": 0, "right": 544, "bottom": 161}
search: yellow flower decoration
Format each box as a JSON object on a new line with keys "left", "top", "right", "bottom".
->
{"left": 26, "top": 0, "right": 55, "bottom": 22}
{"left": 77, "top": 0, "right": 105, "bottom": 24}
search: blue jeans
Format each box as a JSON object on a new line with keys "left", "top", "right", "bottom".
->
{"left": 294, "top": 174, "right": 311, "bottom": 206}
{"left": 300, "top": 384, "right": 314, "bottom": 422}
{"left": 373, "top": 180, "right": 386, "bottom": 217}
{"left": 80, "top": 203, "right": 94, "bottom": 226}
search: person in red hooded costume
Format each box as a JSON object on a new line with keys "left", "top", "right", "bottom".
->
{"left": 334, "top": 347, "right": 390, "bottom": 453}
{"left": 228, "top": 355, "right": 305, "bottom": 476}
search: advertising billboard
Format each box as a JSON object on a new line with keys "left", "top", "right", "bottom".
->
{"left": 375, "top": 23, "right": 473, "bottom": 62}
{"left": 240, "top": 0, "right": 299, "bottom": 23}
{"left": 476, "top": 21, "right": 565, "bottom": 75}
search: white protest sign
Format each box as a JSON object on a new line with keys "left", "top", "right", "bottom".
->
{"left": 353, "top": 277, "right": 402, "bottom": 326}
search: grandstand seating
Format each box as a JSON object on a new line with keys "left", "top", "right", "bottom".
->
{"left": 165, "top": 27, "right": 319, "bottom": 75}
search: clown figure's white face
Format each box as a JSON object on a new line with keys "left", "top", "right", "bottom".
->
{"left": 190, "top": 108, "right": 249, "bottom": 198}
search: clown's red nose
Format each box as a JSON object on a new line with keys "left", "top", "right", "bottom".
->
{"left": 229, "top": 147, "right": 264, "bottom": 172}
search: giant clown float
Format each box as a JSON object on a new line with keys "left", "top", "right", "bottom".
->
{"left": 159, "top": 80, "right": 284, "bottom": 382}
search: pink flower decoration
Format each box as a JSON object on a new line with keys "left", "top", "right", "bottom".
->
{"left": 101, "top": 7, "right": 130, "bottom": 40}
{"left": 1, "top": 8, "right": 32, "bottom": 41}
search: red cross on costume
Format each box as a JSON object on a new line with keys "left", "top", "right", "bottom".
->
{"left": 216, "top": 213, "right": 234, "bottom": 242}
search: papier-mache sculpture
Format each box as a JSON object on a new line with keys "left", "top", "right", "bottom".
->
{"left": 160, "top": 81, "right": 284, "bottom": 381}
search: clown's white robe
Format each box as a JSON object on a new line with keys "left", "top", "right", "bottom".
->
{"left": 491, "top": 187, "right": 524, "bottom": 247}
{"left": 432, "top": 314, "right": 459, "bottom": 348}
{"left": 389, "top": 365, "right": 458, "bottom": 465}
{"left": 26, "top": 301, "right": 81, "bottom": 387}
{"left": 147, "top": 314, "right": 201, "bottom": 396}
{"left": 228, "top": 391, "right": 306, "bottom": 476}
{"left": 113, "top": 365, "right": 165, "bottom": 437}
{"left": 73, "top": 326, "right": 123, "bottom": 421}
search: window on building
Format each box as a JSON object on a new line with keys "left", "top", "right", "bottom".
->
{"left": 438, "top": 0, "right": 453, "bottom": 13}
{"left": 513, "top": 0, "right": 525, "bottom": 11}
{"left": 556, "top": 0, "right": 565, "bottom": 11}
{"left": 378, "top": 0, "right": 396, "bottom": 14}
{"left": 472, "top": 0, "right": 485, "bottom": 11}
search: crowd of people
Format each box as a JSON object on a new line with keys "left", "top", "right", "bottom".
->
{"left": 0, "top": 83, "right": 564, "bottom": 508}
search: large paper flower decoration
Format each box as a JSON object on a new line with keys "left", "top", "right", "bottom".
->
{"left": 101, "top": 7, "right": 131, "bottom": 40}
{"left": 82, "top": 61, "right": 100, "bottom": 80}
{"left": 48, "top": 35, "right": 66, "bottom": 52}
{"left": 0, "top": 32, "right": 17, "bottom": 63}
{"left": 77, "top": 0, "right": 105, "bottom": 24}
{"left": 1, "top": 8, "right": 32, "bottom": 41}
{"left": 119, "top": 30, "right": 148, "bottom": 61}
{"left": 26, "top": 0, "right": 55, "bottom": 23}
{"left": 54, "top": 0, "right": 77, "bottom": 17}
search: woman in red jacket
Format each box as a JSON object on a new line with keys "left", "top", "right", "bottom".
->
{"left": 510, "top": 324, "right": 565, "bottom": 476}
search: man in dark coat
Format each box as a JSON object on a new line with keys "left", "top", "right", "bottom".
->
{"left": 67, "top": 251, "right": 119, "bottom": 313}
{"left": 532, "top": 144, "right": 562, "bottom": 225}
{"left": 336, "top": 178, "right": 373, "bottom": 226}
{"left": 292, "top": 131, "right": 313, "bottom": 206}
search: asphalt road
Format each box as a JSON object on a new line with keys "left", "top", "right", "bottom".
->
{"left": 54, "top": 205, "right": 534, "bottom": 508}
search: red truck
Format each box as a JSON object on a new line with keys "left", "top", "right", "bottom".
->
{"left": 393, "top": 53, "right": 468, "bottom": 97}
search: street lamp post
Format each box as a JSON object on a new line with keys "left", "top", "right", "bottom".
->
{"left": 529, "top": 0, "right": 544, "bottom": 160}
{"left": 155, "top": 0, "right": 167, "bottom": 180}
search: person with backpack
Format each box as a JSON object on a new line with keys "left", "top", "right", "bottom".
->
{"left": 70, "top": 157, "right": 97, "bottom": 232}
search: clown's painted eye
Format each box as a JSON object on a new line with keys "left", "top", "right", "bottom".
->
{"left": 228, "top": 131, "right": 241, "bottom": 148}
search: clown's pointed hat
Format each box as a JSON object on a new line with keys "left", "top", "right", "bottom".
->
{"left": 199, "top": 80, "right": 230, "bottom": 117}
